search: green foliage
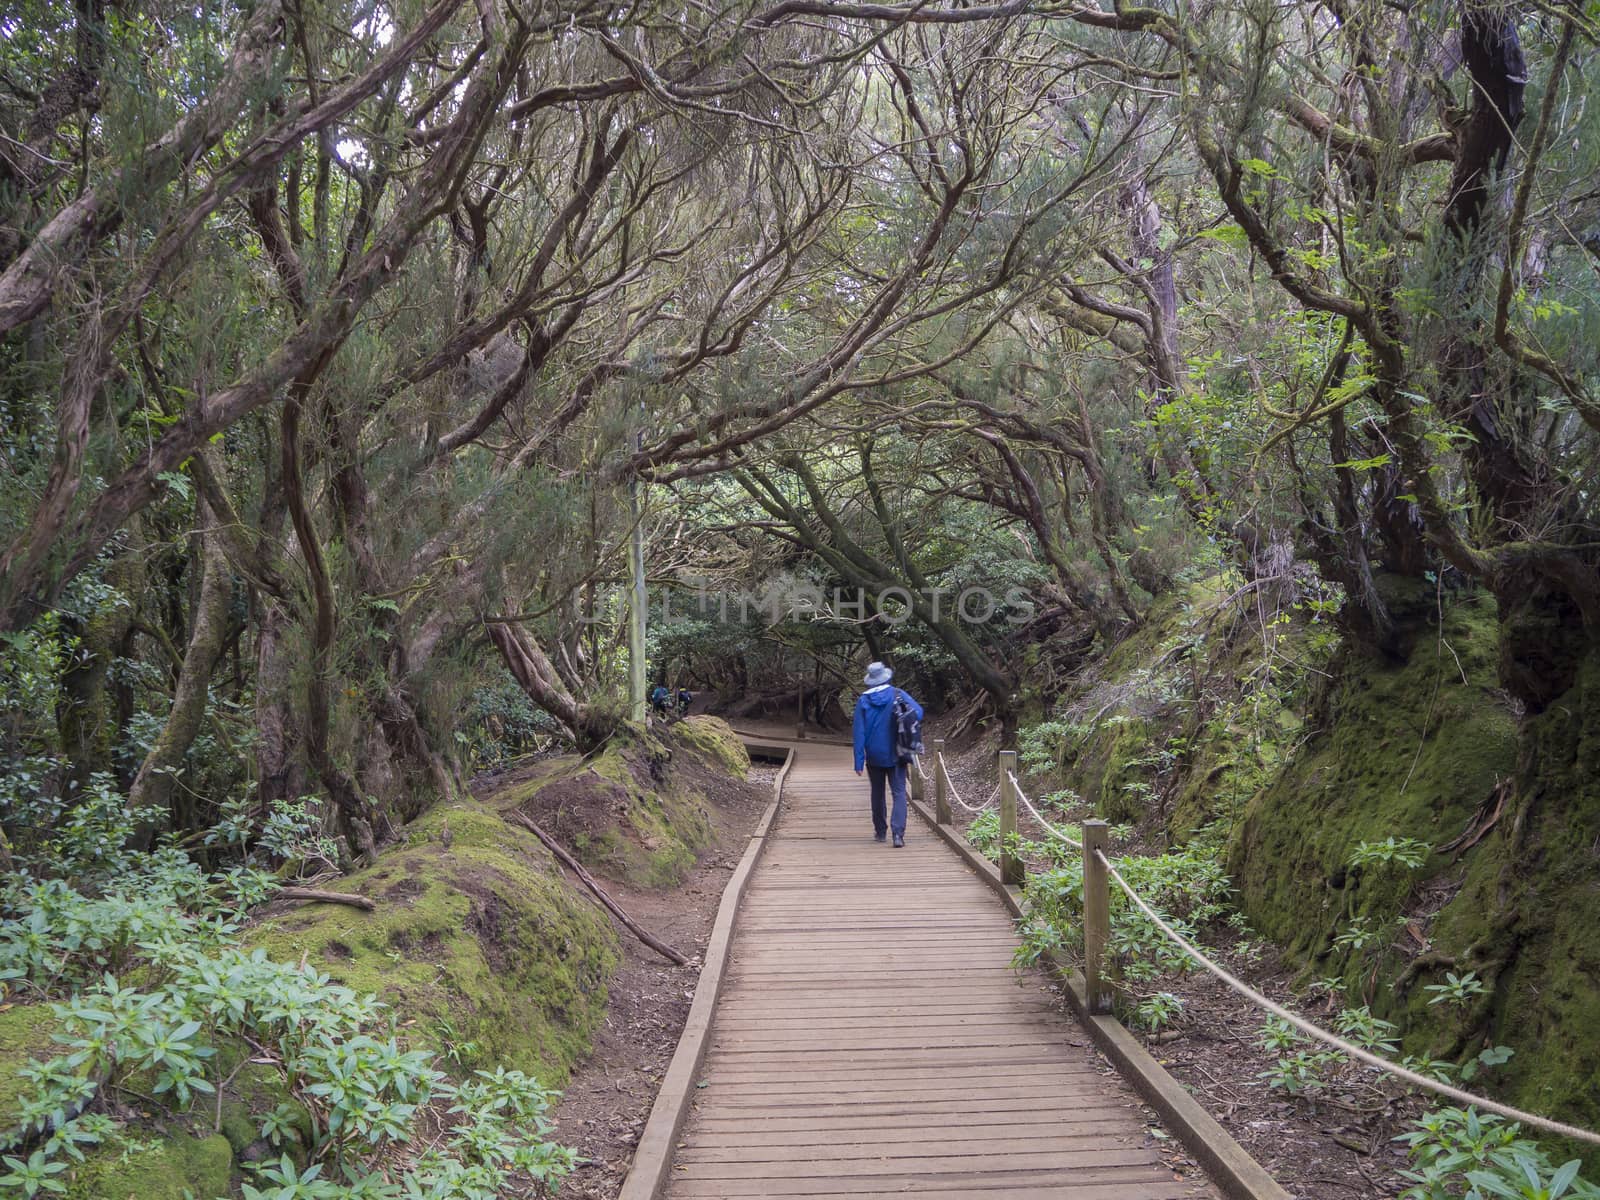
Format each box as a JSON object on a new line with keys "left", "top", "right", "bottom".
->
{"left": 1015, "top": 837, "right": 1231, "bottom": 987}
{"left": 456, "top": 675, "right": 562, "bottom": 772}
{"left": 1349, "top": 837, "right": 1432, "bottom": 872}
{"left": 965, "top": 810, "right": 1000, "bottom": 859}
{"left": 1397, "top": 1108, "right": 1600, "bottom": 1200}
{"left": 1133, "top": 992, "right": 1185, "bottom": 1033}
{"left": 1017, "top": 720, "right": 1076, "bottom": 774}
{"left": 0, "top": 770, "right": 585, "bottom": 1196}
{"left": 1425, "top": 971, "right": 1489, "bottom": 1010}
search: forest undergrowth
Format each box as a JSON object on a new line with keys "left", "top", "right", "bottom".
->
{"left": 953, "top": 580, "right": 1600, "bottom": 1200}
{"left": 0, "top": 786, "right": 576, "bottom": 1200}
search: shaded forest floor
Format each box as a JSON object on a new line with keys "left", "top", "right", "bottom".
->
{"left": 466, "top": 753, "right": 779, "bottom": 1198}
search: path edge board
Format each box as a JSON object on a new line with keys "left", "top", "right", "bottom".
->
{"left": 908, "top": 794, "right": 1292, "bottom": 1200}
{"left": 616, "top": 743, "right": 795, "bottom": 1200}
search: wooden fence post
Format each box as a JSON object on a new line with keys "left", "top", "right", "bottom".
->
{"left": 909, "top": 755, "right": 924, "bottom": 803}
{"left": 1083, "top": 819, "right": 1113, "bottom": 1014}
{"left": 998, "top": 750, "right": 1023, "bottom": 886}
{"left": 934, "top": 739, "right": 950, "bottom": 825}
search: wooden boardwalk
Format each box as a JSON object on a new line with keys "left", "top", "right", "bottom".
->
{"left": 663, "top": 743, "right": 1220, "bottom": 1199}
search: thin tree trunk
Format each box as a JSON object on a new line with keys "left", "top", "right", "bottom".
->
{"left": 508, "top": 812, "right": 688, "bottom": 965}
{"left": 129, "top": 489, "right": 232, "bottom": 840}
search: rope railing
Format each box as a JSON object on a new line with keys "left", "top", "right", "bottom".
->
{"left": 1096, "top": 847, "right": 1600, "bottom": 1149}
{"left": 940, "top": 756, "right": 998, "bottom": 815}
{"left": 1008, "top": 770, "right": 1083, "bottom": 851}
{"left": 918, "top": 744, "right": 1600, "bottom": 1150}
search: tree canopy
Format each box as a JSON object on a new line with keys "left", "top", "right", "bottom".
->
{"left": 0, "top": 0, "right": 1595, "bottom": 859}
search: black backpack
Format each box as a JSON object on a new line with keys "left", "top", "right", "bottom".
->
{"left": 892, "top": 690, "right": 924, "bottom": 762}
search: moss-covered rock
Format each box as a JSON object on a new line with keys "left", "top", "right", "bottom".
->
{"left": 1229, "top": 592, "right": 1515, "bottom": 964}
{"left": 1426, "top": 647, "right": 1600, "bottom": 1167}
{"left": 61, "top": 1132, "right": 233, "bottom": 1200}
{"left": 252, "top": 799, "right": 618, "bottom": 1085}
{"left": 0, "top": 723, "right": 754, "bottom": 1195}
{"left": 1226, "top": 592, "right": 1600, "bottom": 1167}
{"left": 493, "top": 734, "right": 717, "bottom": 889}
{"left": 674, "top": 716, "right": 750, "bottom": 779}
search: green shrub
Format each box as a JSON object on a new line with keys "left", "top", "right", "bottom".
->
{"left": 0, "top": 782, "right": 577, "bottom": 1197}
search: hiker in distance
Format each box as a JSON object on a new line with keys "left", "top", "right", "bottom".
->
{"left": 852, "top": 662, "right": 925, "bottom": 848}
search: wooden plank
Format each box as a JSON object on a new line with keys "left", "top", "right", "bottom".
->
{"left": 644, "top": 739, "right": 1230, "bottom": 1200}
{"left": 676, "top": 1135, "right": 1166, "bottom": 1164}
{"left": 671, "top": 1147, "right": 1163, "bottom": 1178}
{"left": 678, "top": 1083, "right": 1117, "bottom": 1107}
{"left": 698, "top": 1061, "right": 1100, "bottom": 1083}
{"left": 678, "top": 1119, "right": 1141, "bottom": 1149}
{"left": 686, "top": 1105, "right": 1141, "bottom": 1132}
{"left": 671, "top": 1182, "right": 1201, "bottom": 1200}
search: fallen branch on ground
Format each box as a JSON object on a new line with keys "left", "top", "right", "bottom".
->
{"left": 277, "top": 887, "right": 377, "bottom": 911}
{"left": 507, "top": 811, "right": 691, "bottom": 966}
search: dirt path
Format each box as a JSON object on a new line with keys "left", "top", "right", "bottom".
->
{"left": 550, "top": 761, "right": 779, "bottom": 1199}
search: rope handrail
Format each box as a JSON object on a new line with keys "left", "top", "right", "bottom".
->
{"left": 936, "top": 752, "right": 997, "bottom": 814}
{"left": 911, "top": 754, "right": 930, "bottom": 782}
{"left": 1008, "top": 771, "right": 1084, "bottom": 851}
{"left": 1094, "top": 847, "right": 1600, "bottom": 1149}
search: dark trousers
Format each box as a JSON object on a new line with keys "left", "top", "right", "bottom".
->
{"left": 867, "top": 763, "right": 908, "bottom": 839}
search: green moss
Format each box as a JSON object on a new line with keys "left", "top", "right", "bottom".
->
{"left": 1219, "top": 593, "right": 1600, "bottom": 1165}
{"left": 62, "top": 1133, "right": 232, "bottom": 1200}
{"left": 1034, "top": 577, "right": 1600, "bottom": 1163}
{"left": 0, "top": 1003, "right": 59, "bottom": 1130}
{"left": 1229, "top": 593, "right": 1515, "bottom": 966}
{"left": 1082, "top": 715, "right": 1157, "bottom": 822}
{"left": 1437, "top": 648, "right": 1600, "bottom": 1169}
{"left": 252, "top": 799, "right": 618, "bottom": 1087}
{"left": 673, "top": 717, "right": 750, "bottom": 778}
{"left": 494, "top": 736, "right": 717, "bottom": 889}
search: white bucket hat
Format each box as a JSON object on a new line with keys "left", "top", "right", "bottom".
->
{"left": 863, "top": 661, "right": 893, "bottom": 687}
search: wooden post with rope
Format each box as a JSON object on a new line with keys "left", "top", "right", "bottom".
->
{"left": 934, "top": 739, "right": 950, "bottom": 825}
{"left": 1083, "top": 819, "right": 1113, "bottom": 1014}
{"left": 909, "top": 755, "right": 924, "bottom": 803}
{"left": 998, "top": 750, "right": 1023, "bottom": 886}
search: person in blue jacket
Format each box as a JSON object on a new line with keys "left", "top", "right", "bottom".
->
{"left": 852, "top": 661, "right": 923, "bottom": 848}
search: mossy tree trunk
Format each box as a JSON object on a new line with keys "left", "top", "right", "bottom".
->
{"left": 128, "top": 490, "right": 233, "bottom": 841}
{"left": 486, "top": 619, "right": 620, "bottom": 752}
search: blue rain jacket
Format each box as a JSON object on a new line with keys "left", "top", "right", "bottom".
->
{"left": 853, "top": 684, "right": 924, "bottom": 770}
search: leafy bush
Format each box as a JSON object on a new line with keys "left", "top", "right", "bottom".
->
{"left": 966, "top": 810, "right": 1000, "bottom": 858}
{"left": 0, "top": 777, "right": 576, "bottom": 1197}
{"left": 1397, "top": 1108, "right": 1600, "bottom": 1200}
{"left": 457, "top": 676, "right": 562, "bottom": 771}
{"left": 1425, "top": 971, "right": 1488, "bottom": 1011}
{"left": 1133, "top": 992, "right": 1185, "bottom": 1033}
{"left": 1349, "top": 836, "right": 1432, "bottom": 872}
{"left": 1014, "top": 839, "right": 1232, "bottom": 984}
{"left": 1017, "top": 719, "right": 1077, "bottom": 774}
